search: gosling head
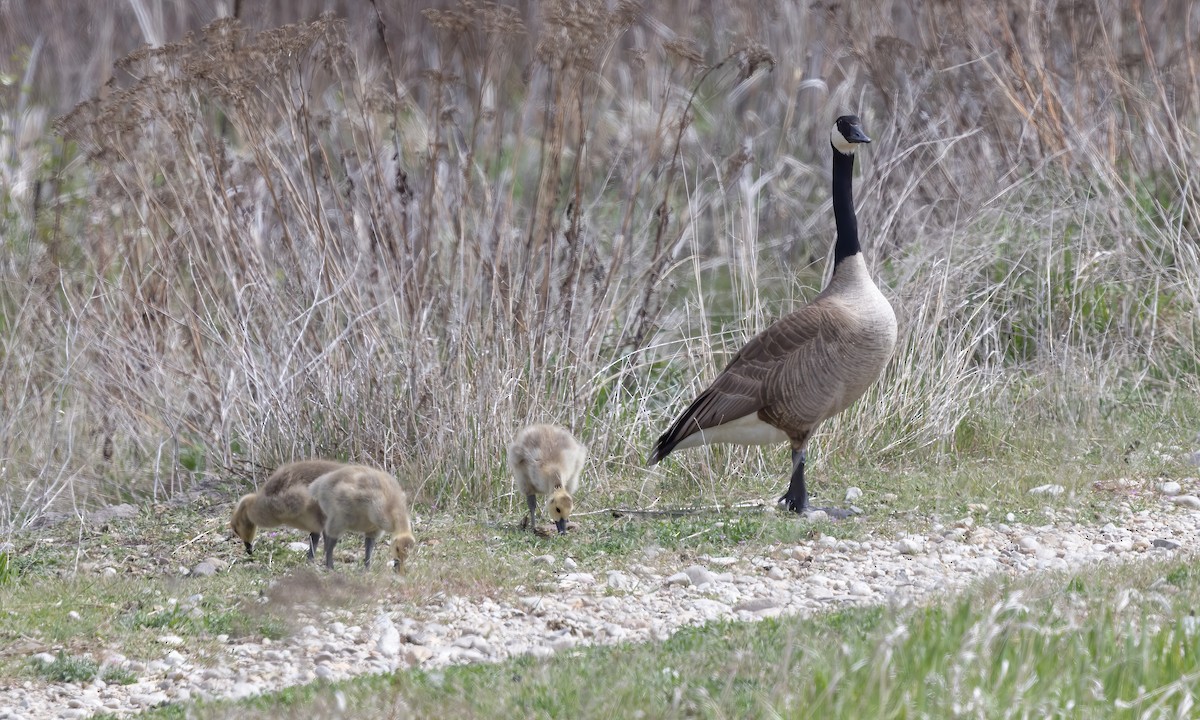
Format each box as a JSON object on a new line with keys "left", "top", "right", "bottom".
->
{"left": 547, "top": 487, "right": 574, "bottom": 535}
{"left": 830, "top": 115, "right": 871, "bottom": 155}
{"left": 230, "top": 495, "right": 257, "bottom": 555}
{"left": 391, "top": 532, "right": 416, "bottom": 572}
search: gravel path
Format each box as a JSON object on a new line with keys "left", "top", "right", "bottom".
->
{"left": 3, "top": 489, "right": 1200, "bottom": 719}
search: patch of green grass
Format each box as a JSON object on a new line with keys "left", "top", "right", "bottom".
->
{"left": 136, "top": 557, "right": 1200, "bottom": 719}
{"left": 28, "top": 651, "right": 136, "bottom": 685}
{"left": 0, "top": 549, "right": 12, "bottom": 585}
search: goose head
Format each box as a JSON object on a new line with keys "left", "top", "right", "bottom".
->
{"left": 391, "top": 532, "right": 416, "bottom": 571}
{"left": 547, "top": 486, "right": 574, "bottom": 534}
{"left": 231, "top": 495, "right": 257, "bottom": 554}
{"left": 831, "top": 115, "right": 871, "bottom": 155}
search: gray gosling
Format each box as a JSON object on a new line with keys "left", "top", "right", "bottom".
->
{"left": 649, "top": 115, "right": 897, "bottom": 517}
{"left": 231, "top": 459, "right": 345, "bottom": 560}
{"left": 508, "top": 424, "right": 587, "bottom": 534}
{"left": 308, "top": 465, "right": 416, "bottom": 571}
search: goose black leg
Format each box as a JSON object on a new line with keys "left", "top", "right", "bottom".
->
{"left": 307, "top": 532, "right": 321, "bottom": 561}
{"left": 779, "top": 449, "right": 809, "bottom": 513}
{"left": 779, "top": 449, "right": 855, "bottom": 519}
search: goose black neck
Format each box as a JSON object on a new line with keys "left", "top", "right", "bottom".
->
{"left": 831, "top": 148, "right": 860, "bottom": 266}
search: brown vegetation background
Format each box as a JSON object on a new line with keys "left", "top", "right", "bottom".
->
{"left": 1, "top": 0, "right": 1197, "bottom": 527}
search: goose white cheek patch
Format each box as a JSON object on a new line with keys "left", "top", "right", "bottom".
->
{"left": 831, "top": 127, "right": 858, "bottom": 154}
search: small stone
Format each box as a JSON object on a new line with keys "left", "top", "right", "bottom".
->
{"left": 848, "top": 581, "right": 873, "bottom": 597}
{"left": 32, "top": 651, "right": 56, "bottom": 665}
{"left": 1171, "top": 495, "right": 1200, "bottom": 510}
{"left": 606, "top": 571, "right": 637, "bottom": 591}
{"left": 374, "top": 615, "right": 401, "bottom": 658}
{"left": 1160, "top": 481, "right": 1183, "bottom": 496}
{"left": 560, "top": 572, "right": 596, "bottom": 586}
{"left": 164, "top": 650, "right": 186, "bottom": 667}
{"left": 532, "top": 554, "right": 555, "bottom": 566}
{"left": 734, "top": 597, "right": 779, "bottom": 613}
{"left": 191, "top": 560, "right": 220, "bottom": 577}
{"left": 67, "top": 611, "right": 81, "bottom": 621}
{"left": 1153, "top": 539, "right": 1181, "bottom": 550}
{"left": 767, "top": 567, "right": 787, "bottom": 581}
{"left": 1029, "top": 484, "right": 1065, "bottom": 496}
{"left": 682, "top": 565, "right": 716, "bottom": 586}
{"left": 563, "top": 557, "right": 578, "bottom": 570}
{"left": 132, "top": 692, "right": 168, "bottom": 708}
{"left": 287, "top": 541, "right": 313, "bottom": 553}
{"left": 802, "top": 509, "right": 829, "bottom": 522}
{"left": 156, "top": 635, "right": 184, "bottom": 646}
{"left": 704, "top": 556, "right": 739, "bottom": 567}
{"left": 844, "top": 487, "right": 863, "bottom": 502}
{"left": 103, "top": 567, "right": 117, "bottom": 577}
{"left": 1017, "top": 536, "right": 1039, "bottom": 553}
{"left": 664, "top": 572, "right": 692, "bottom": 587}
{"left": 315, "top": 665, "right": 335, "bottom": 680}
{"left": 896, "top": 537, "right": 925, "bottom": 555}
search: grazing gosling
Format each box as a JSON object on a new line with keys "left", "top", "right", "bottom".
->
{"left": 231, "top": 459, "right": 345, "bottom": 560}
{"left": 308, "top": 465, "right": 416, "bottom": 571}
{"left": 508, "top": 424, "right": 587, "bottom": 534}
{"left": 649, "top": 115, "right": 897, "bottom": 517}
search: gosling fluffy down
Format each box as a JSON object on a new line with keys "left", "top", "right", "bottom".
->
{"left": 230, "top": 459, "right": 345, "bottom": 559}
{"left": 508, "top": 424, "right": 587, "bottom": 534}
{"left": 309, "top": 465, "right": 416, "bottom": 571}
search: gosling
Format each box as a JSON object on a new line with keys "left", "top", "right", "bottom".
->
{"left": 508, "top": 424, "right": 587, "bottom": 534}
{"left": 308, "top": 465, "right": 416, "bottom": 571}
{"left": 230, "top": 459, "right": 344, "bottom": 560}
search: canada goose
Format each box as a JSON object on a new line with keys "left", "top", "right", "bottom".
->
{"left": 649, "top": 115, "right": 897, "bottom": 516}
{"left": 308, "top": 465, "right": 416, "bottom": 570}
{"left": 230, "top": 459, "right": 345, "bottom": 559}
{"left": 508, "top": 424, "right": 587, "bottom": 534}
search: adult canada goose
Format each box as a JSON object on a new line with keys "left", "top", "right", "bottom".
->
{"left": 508, "top": 424, "right": 587, "bottom": 534}
{"left": 230, "top": 459, "right": 345, "bottom": 559}
{"left": 648, "top": 115, "right": 897, "bottom": 516}
{"left": 309, "top": 464, "right": 416, "bottom": 570}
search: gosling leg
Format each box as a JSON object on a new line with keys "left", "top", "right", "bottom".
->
{"left": 323, "top": 534, "right": 338, "bottom": 570}
{"left": 526, "top": 494, "right": 538, "bottom": 531}
{"left": 363, "top": 534, "right": 376, "bottom": 568}
{"left": 306, "top": 532, "right": 321, "bottom": 561}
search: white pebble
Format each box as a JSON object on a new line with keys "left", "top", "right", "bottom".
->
{"left": 1171, "top": 495, "right": 1200, "bottom": 510}
{"left": 532, "top": 554, "right": 555, "bottom": 566}
{"left": 1029, "top": 484, "right": 1065, "bottom": 496}
{"left": 844, "top": 487, "right": 863, "bottom": 502}
{"left": 1160, "top": 481, "right": 1182, "bottom": 496}
{"left": 896, "top": 537, "right": 925, "bottom": 555}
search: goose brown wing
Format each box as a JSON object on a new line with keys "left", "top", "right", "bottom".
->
{"left": 649, "top": 302, "right": 829, "bottom": 463}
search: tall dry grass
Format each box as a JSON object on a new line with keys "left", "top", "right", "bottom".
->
{"left": 1, "top": 0, "right": 1199, "bottom": 528}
